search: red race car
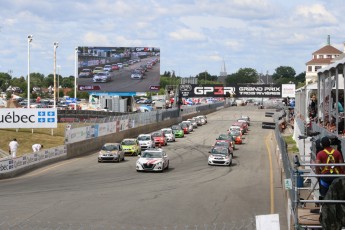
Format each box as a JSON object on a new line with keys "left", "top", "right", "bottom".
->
{"left": 151, "top": 130, "right": 167, "bottom": 146}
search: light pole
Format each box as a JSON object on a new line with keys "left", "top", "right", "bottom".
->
{"left": 57, "top": 65, "right": 61, "bottom": 103}
{"left": 74, "top": 47, "right": 78, "bottom": 110}
{"left": 53, "top": 42, "right": 59, "bottom": 108}
{"left": 27, "top": 35, "right": 33, "bottom": 108}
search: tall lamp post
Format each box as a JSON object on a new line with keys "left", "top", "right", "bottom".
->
{"left": 57, "top": 65, "right": 61, "bottom": 103}
{"left": 74, "top": 47, "right": 78, "bottom": 110}
{"left": 53, "top": 42, "right": 59, "bottom": 108}
{"left": 27, "top": 35, "right": 33, "bottom": 108}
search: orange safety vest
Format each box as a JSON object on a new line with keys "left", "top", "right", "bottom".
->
{"left": 321, "top": 149, "right": 340, "bottom": 174}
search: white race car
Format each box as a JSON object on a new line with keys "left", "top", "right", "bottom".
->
{"left": 137, "top": 134, "right": 154, "bottom": 150}
{"left": 161, "top": 128, "right": 175, "bottom": 142}
{"left": 208, "top": 147, "right": 232, "bottom": 166}
{"left": 136, "top": 149, "right": 169, "bottom": 172}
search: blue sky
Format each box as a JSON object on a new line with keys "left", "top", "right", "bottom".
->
{"left": 0, "top": 0, "right": 345, "bottom": 78}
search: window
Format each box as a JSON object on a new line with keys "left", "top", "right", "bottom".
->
{"left": 327, "top": 55, "right": 332, "bottom": 58}
{"left": 315, "top": 66, "right": 322, "bottom": 71}
{"left": 308, "top": 66, "right": 312, "bottom": 72}
{"left": 319, "top": 55, "right": 324, "bottom": 59}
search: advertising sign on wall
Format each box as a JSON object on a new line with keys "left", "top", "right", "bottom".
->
{"left": 0, "top": 108, "right": 57, "bottom": 128}
{"left": 282, "top": 84, "right": 296, "bottom": 98}
{"left": 178, "top": 84, "right": 283, "bottom": 98}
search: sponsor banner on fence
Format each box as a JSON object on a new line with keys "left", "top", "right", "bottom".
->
{"left": 0, "top": 146, "right": 66, "bottom": 174}
{"left": 65, "top": 122, "right": 117, "bottom": 144}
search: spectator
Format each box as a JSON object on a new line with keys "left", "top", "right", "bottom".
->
{"left": 316, "top": 137, "right": 344, "bottom": 198}
{"left": 32, "top": 143, "right": 43, "bottom": 152}
{"left": 309, "top": 94, "right": 317, "bottom": 119}
{"left": 9, "top": 138, "right": 19, "bottom": 158}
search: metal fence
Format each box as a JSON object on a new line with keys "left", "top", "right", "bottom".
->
{"left": 67, "top": 102, "right": 225, "bottom": 129}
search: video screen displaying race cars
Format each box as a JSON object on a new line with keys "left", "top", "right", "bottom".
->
{"left": 77, "top": 47, "right": 160, "bottom": 93}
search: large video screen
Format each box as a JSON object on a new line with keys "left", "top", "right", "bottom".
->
{"left": 77, "top": 47, "right": 160, "bottom": 93}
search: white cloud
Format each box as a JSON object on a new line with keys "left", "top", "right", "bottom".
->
{"left": 295, "top": 3, "right": 337, "bottom": 25}
{"left": 168, "top": 28, "right": 206, "bottom": 41}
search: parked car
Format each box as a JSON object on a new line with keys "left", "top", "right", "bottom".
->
{"left": 171, "top": 125, "right": 185, "bottom": 138}
{"left": 161, "top": 128, "right": 175, "bottom": 142}
{"left": 121, "top": 138, "right": 141, "bottom": 156}
{"left": 208, "top": 147, "right": 233, "bottom": 166}
{"left": 78, "top": 68, "right": 93, "bottom": 78}
{"left": 98, "top": 143, "right": 125, "bottom": 163}
{"left": 151, "top": 130, "right": 167, "bottom": 146}
{"left": 93, "top": 72, "right": 111, "bottom": 83}
{"left": 136, "top": 148, "right": 169, "bottom": 172}
{"left": 137, "top": 134, "right": 155, "bottom": 150}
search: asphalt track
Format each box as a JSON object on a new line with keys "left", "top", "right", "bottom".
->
{"left": 0, "top": 105, "right": 288, "bottom": 229}
{"left": 77, "top": 57, "right": 160, "bottom": 93}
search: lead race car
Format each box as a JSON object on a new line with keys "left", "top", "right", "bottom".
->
{"left": 136, "top": 148, "right": 169, "bottom": 172}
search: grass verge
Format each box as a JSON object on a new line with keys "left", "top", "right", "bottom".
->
{"left": 0, "top": 124, "right": 66, "bottom": 157}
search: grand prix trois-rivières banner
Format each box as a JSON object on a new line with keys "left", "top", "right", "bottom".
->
{"left": 178, "top": 84, "right": 287, "bottom": 98}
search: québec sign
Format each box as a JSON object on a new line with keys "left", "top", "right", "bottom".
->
{"left": 0, "top": 108, "right": 57, "bottom": 128}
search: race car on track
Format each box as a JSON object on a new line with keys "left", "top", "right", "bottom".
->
{"left": 229, "top": 129, "right": 243, "bottom": 144}
{"left": 216, "top": 133, "right": 236, "bottom": 150}
{"left": 137, "top": 134, "right": 155, "bottom": 150}
{"left": 151, "top": 130, "right": 167, "bottom": 146}
{"left": 208, "top": 147, "right": 233, "bottom": 166}
{"left": 98, "top": 143, "right": 125, "bottom": 163}
{"left": 161, "top": 128, "right": 176, "bottom": 142}
{"left": 171, "top": 125, "right": 184, "bottom": 138}
{"left": 136, "top": 148, "right": 169, "bottom": 172}
{"left": 121, "top": 138, "right": 141, "bottom": 156}
{"left": 179, "top": 122, "right": 190, "bottom": 134}
{"left": 213, "top": 140, "right": 234, "bottom": 154}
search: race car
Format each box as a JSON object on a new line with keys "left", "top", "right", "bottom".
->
{"left": 171, "top": 125, "right": 184, "bottom": 138}
{"left": 208, "top": 147, "right": 233, "bottom": 166}
{"left": 151, "top": 130, "right": 167, "bottom": 146}
{"left": 136, "top": 148, "right": 169, "bottom": 172}
{"left": 216, "top": 133, "right": 236, "bottom": 150}
{"left": 229, "top": 129, "right": 243, "bottom": 144}
{"left": 137, "top": 134, "right": 155, "bottom": 150}
{"left": 161, "top": 128, "right": 176, "bottom": 142}
{"left": 121, "top": 138, "right": 141, "bottom": 156}
{"left": 98, "top": 143, "right": 125, "bottom": 163}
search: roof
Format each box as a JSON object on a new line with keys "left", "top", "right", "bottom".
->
{"left": 312, "top": 45, "right": 342, "bottom": 55}
{"left": 306, "top": 58, "right": 333, "bottom": 65}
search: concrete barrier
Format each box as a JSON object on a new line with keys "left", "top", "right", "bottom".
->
{"left": 0, "top": 145, "right": 67, "bottom": 179}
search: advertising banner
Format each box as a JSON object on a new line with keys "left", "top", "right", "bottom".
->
{"left": 0, "top": 145, "right": 66, "bottom": 174}
{"left": 178, "top": 84, "right": 283, "bottom": 98}
{"left": 0, "top": 108, "right": 57, "bottom": 128}
{"left": 282, "top": 84, "right": 296, "bottom": 98}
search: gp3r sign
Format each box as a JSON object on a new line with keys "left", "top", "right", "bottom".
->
{"left": 0, "top": 108, "right": 57, "bottom": 128}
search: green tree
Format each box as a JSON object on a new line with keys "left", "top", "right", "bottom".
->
{"left": 0, "top": 72, "right": 12, "bottom": 92}
{"left": 295, "top": 71, "right": 306, "bottom": 83}
{"left": 225, "top": 68, "right": 258, "bottom": 84}
{"left": 61, "top": 76, "right": 75, "bottom": 88}
{"left": 272, "top": 66, "right": 296, "bottom": 80}
{"left": 30, "top": 72, "right": 45, "bottom": 88}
